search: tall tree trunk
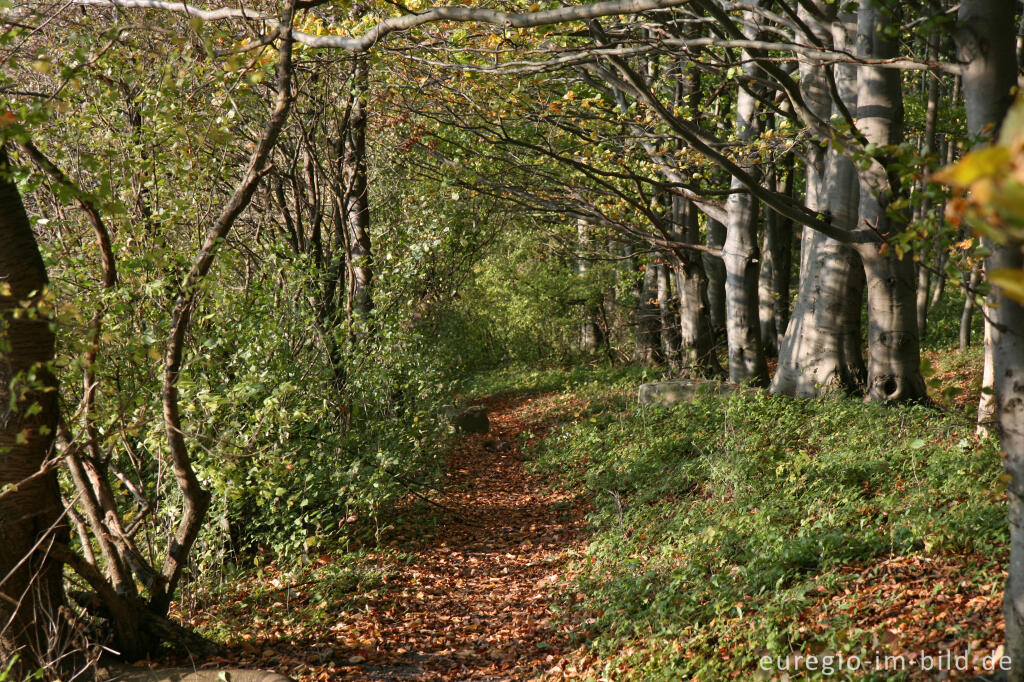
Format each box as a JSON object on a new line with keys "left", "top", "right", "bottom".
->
{"left": 0, "top": 146, "right": 67, "bottom": 678}
{"left": 955, "top": 2, "right": 1023, "bottom": 677}
{"left": 577, "top": 220, "right": 603, "bottom": 353}
{"left": 773, "top": 236, "right": 864, "bottom": 396}
{"left": 852, "top": 0, "right": 926, "bottom": 402}
{"left": 759, "top": 161, "right": 793, "bottom": 358}
{"left": 930, "top": 253, "right": 947, "bottom": 307}
{"left": 675, "top": 259, "right": 718, "bottom": 376}
{"left": 916, "top": 263, "right": 931, "bottom": 341}
{"left": 723, "top": 17, "right": 768, "bottom": 385}
{"left": 634, "top": 259, "right": 663, "bottom": 365}
{"left": 658, "top": 261, "right": 680, "bottom": 363}
{"left": 978, "top": 319, "right": 996, "bottom": 436}
{"left": 758, "top": 228, "right": 778, "bottom": 358}
{"left": 842, "top": 260, "right": 868, "bottom": 388}
{"left": 960, "top": 264, "right": 983, "bottom": 349}
{"left": 773, "top": 5, "right": 865, "bottom": 396}
{"left": 342, "top": 55, "right": 373, "bottom": 328}
{"left": 674, "top": 198, "right": 719, "bottom": 376}
{"left": 702, "top": 217, "right": 727, "bottom": 339}
{"left": 771, "top": 158, "right": 794, "bottom": 344}
{"left": 916, "top": 34, "right": 942, "bottom": 341}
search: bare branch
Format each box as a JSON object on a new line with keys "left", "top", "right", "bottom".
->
{"left": 73, "top": 0, "right": 695, "bottom": 51}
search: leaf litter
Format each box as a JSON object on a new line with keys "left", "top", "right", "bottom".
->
{"left": 168, "top": 393, "right": 591, "bottom": 681}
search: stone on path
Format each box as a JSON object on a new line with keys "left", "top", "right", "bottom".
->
{"left": 440, "top": 404, "right": 491, "bottom": 434}
{"left": 101, "top": 666, "right": 294, "bottom": 682}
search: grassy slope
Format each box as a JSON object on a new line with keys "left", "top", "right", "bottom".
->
{"left": 467, "top": 350, "right": 1006, "bottom": 680}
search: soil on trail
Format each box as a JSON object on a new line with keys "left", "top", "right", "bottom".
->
{"left": 174, "top": 393, "right": 591, "bottom": 681}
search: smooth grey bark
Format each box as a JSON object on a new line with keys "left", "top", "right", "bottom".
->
{"left": 0, "top": 146, "right": 67, "bottom": 678}
{"left": 773, "top": 230, "right": 864, "bottom": 395}
{"left": 772, "top": 6, "right": 865, "bottom": 397}
{"left": 759, "top": 160, "right": 793, "bottom": 357}
{"left": 916, "top": 37, "right": 942, "bottom": 340}
{"left": 960, "top": 264, "right": 983, "bottom": 349}
{"left": 978, "top": 319, "right": 996, "bottom": 436}
{"left": 842, "top": 261, "right": 868, "bottom": 388}
{"left": 701, "top": 217, "right": 727, "bottom": 337}
{"left": 576, "top": 220, "right": 603, "bottom": 353}
{"left": 955, "top": 1, "right": 1023, "bottom": 677}
{"left": 674, "top": 198, "right": 719, "bottom": 376}
{"left": 634, "top": 259, "right": 663, "bottom": 365}
{"left": 772, "top": 163, "right": 794, "bottom": 341}
{"left": 828, "top": 19, "right": 867, "bottom": 391}
{"left": 916, "top": 263, "right": 931, "bottom": 340}
{"left": 758, "top": 228, "right": 778, "bottom": 357}
{"left": 930, "top": 254, "right": 948, "bottom": 308}
{"left": 723, "top": 16, "right": 768, "bottom": 386}
{"left": 724, "top": 185, "right": 766, "bottom": 383}
{"left": 341, "top": 54, "right": 373, "bottom": 327}
{"left": 658, "top": 261, "right": 681, "bottom": 363}
{"left": 675, "top": 260, "right": 719, "bottom": 376}
{"left": 851, "top": 0, "right": 926, "bottom": 402}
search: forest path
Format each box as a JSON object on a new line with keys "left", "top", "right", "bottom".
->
{"left": 177, "top": 392, "right": 592, "bottom": 681}
{"left": 339, "top": 391, "right": 591, "bottom": 681}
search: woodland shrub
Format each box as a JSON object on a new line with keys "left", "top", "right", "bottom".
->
{"left": 45, "top": 239, "right": 452, "bottom": 573}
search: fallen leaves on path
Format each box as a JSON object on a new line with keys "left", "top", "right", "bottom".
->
{"left": 171, "top": 393, "right": 591, "bottom": 681}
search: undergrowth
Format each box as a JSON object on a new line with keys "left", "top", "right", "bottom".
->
{"left": 473, "top": 362, "right": 1006, "bottom": 680}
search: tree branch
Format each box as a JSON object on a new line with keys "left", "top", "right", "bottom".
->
{"left": 73, "top": 0, "right": 695, "bottom": 51}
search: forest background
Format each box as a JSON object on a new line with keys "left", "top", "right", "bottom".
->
{"left": 2, "top": 0, "right": 1024, "bottom": 679}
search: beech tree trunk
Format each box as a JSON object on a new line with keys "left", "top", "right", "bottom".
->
{"left": 759, "top": 182, "right": 793, "bottom": 358}
{"left": 723, "top": 19, "right": 768, "bottom": 386}
{"left": 342, "top": 55, "right": 373, "bottom": 327}
{"left": 576, "top": 220, "right": 603, "bottom": 353}
{"left": 960, "top": 264, "right": 983, "bottom": 350}
{"left": 852, "top": 0, "right": 925, "bottom": 402}
{"left": 916, "top": 36, "right": 942, "bottom": 341}
{"left": 955, "top": 1, "right": 1023, "bottom": 677}
{"left": 773, "top": 6, "right": 865, "bottom": 397}
{"left": 770, "top": 160, "right": 794, "bottom": 344}
{"left": 758, "top": 229, "right": 778, "bottom": 358}
{"left": 634, "top": 260, "right": 663, "bottom": 365}
{"left": 658, "top": 262, "right": 680, "bottom": 363}
{"left": 978, "top": 320, "right": 996, "bottom": 436}
{"left": 702, "top": 217, "right": 727, "bottom": 339}
{"left": 672, "top": 198, "right": 719, "bottom": 376}
{"left": 0, "top": 145, "right": 67, "bottom": 678}
{"left": 916, "top": 263, "right": 931, "bottom": 341}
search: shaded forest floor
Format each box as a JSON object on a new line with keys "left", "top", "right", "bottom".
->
{"left": 168, "top": 392, "right": 594, "bottom": 680}
{"left": 160, "top": 349, "right": 1010, "bottom": 680}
